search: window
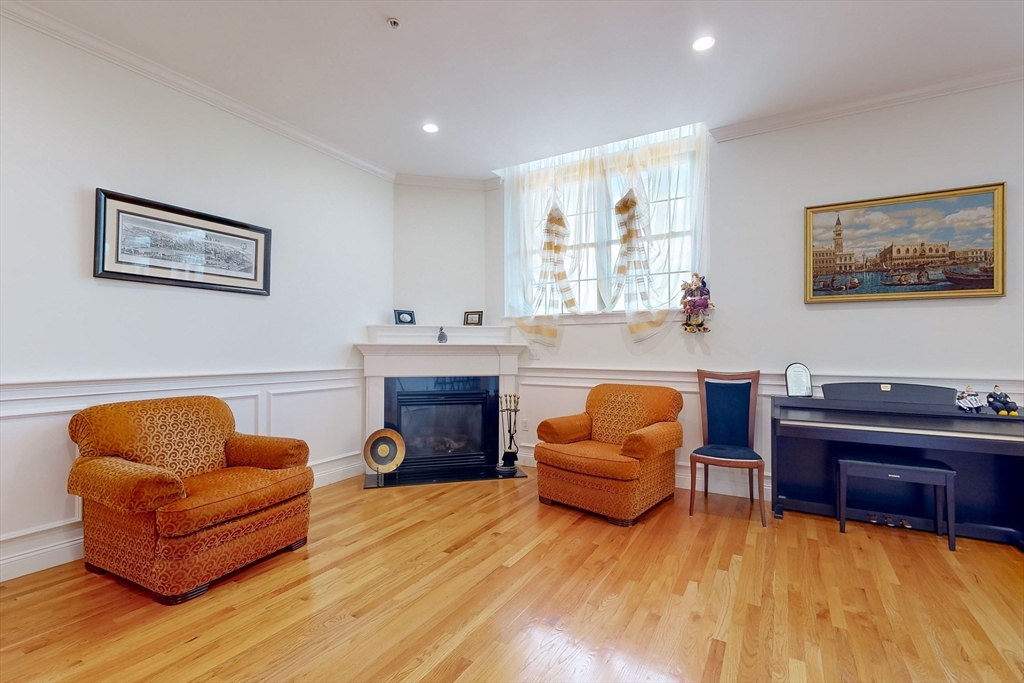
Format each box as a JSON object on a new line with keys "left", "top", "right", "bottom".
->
{"left": 499, "top": 124, "right": 709, "bottom": 325}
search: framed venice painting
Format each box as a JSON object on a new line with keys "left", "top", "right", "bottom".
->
{"left": 94, "top": 189, "right": 271, "bottom": 295}
{"left": 805, "top": 183, "right": 1004, "bottom": 303}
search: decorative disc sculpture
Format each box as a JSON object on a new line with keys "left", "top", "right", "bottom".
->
{"left": 363, "top": 428, "right": 406, "bottom": 480}
{"left": 496, "top": 394, "right": 520, "bottom": 474}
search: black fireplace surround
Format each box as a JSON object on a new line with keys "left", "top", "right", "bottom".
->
{"left": 367, "top": 376, "right": 510, "bottom": 487}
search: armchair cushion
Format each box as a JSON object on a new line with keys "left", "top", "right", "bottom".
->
{"left": 68, "top": 396, "right": 234, "bottom": 478}
{"left": 156, "top": 466, "right": 313, "bottom": 537}
{"left": 587, "top": 384, "right": 683, "bottom": 444}
{"left": 537, "top": 413, "right": 592, "bottom": 444}
{"left": 67, "top": 456, "right": 185, "bottom": 513}
{"left": 620, "top": 421, "right": 683, "bottom": 460}
{"left": 534, "top": 440, "right": 640, "bottom": 481}
{"left": 225, "top": 433, "right": 309, "bottom": 469}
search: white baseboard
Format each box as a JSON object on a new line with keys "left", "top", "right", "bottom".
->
{"left": 311, "top": 452, "right": 365, "bottom": 487}
{"left": 0, "top": 536, "right": 84, "bottom": 583}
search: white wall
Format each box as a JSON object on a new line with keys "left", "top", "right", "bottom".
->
{"left": 0, "top": 18, "right": 390, "bottom": 578}
{"left": 508, "top": 82, "right": 1024, "bottom": 494}
{"left": 393, "top": 184, "right": 487, "bottom": 326}
{"left": 0, "top": 18, "right": 394, "bottom": 383}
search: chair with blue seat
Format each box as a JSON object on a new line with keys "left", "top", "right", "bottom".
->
{"left": 689, "top": 369, "right": 765, "bottom": 527}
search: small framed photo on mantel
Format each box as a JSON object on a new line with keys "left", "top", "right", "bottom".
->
{"left": 463, "top": 311, "right": 483, "bottom": 326}
{"left": 94, "top": 189, "right": 271, "bottom": 295}
{"left": 394, "top": 310, "right": 416, "bottom": 325}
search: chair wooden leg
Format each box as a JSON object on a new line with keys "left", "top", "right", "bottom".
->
{"left": 703, "top": 463, "right": 709, "bottom": 497}
{"left": 757, "top": 462, "right": 766, "bottom": 527}
{"left": 748, "top": 468, "right": 754, "bottom": 502}
{"left": 286, "top": 537, "right": 307, "bottom": 551}
{"left": 539, "top": 496, "right": 552, "bottom": 505}
{"left": 84, "top": 562, "right": 106, "bottom": 575}
{"left": 689, "top": 457, "right": 697, "bottom": 516}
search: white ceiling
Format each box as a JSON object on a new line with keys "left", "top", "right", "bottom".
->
{"left": 10, "top": 0, "right": 1024, "bottom": 180}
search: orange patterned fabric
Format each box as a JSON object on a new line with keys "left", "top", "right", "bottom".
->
{"left": 620, "top": 421, "right": 683, "bottom": 460}
{"left": 68, "top": 396, "right": 312, "bottom": 599}
{"left": 537, "top": 451, "right": 676, "bottom": 521}
{"left": 69, "top": 396, "right": 235, "bottom": 478}
{"left": 67, "top": 456, "right": 185, "bottom": 512}
{"left": 83, "top": 499, "right": 309, "bottom": 596}
{"left": 535, "top": 441, "right": 640, "bottom": 481}
{"left": 156, "top": 495, "right": 310, "bottom": 561}
{"left": 587, "top": 384, "right": 682, "bottom": 444}
{"left": 536, "top": 413, "right": 592, "bottom": 444}
{"left": 225, "top": 433, "right": 310, "bottom": 469}
{"left": 156, "top": 466, "right": 313, "bottom": 537}
{"left": 536, "top": 383, "right": 682, "bottom": 523}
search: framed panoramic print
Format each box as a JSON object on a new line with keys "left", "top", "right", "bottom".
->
{"left": 805, "top": 183, "right": 1004, "bottom": 303}
{"left": 95, "top": 189, "right": 271, "bottom": 295}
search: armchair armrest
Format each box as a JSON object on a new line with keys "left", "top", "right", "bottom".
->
{"left": 225, "top": 433, "right": 309, "bottom": 469}
{"left": 620, "top": 421, "right": 682, "bottom": 460}
{"left": 67, "top": 456, "right": 185, "bottom": 513}
{"left": 537, "top": 413, "right": 592, "bottom": 444}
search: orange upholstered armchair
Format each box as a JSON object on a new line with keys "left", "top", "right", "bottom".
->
{"left": 534, "top": 384, "right": 683, "bottom": 526}
{"left": 67, "top": 396, "right": 313, "bottom": 604}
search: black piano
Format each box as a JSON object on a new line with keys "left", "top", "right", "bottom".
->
{"left": 771, "top": 383, "right": 1024, "bottom": 550}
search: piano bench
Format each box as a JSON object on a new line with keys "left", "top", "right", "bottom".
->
{"left": 837, "top": 455, "right": 956, "bottom": 551}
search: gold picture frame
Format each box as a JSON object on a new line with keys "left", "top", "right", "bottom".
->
{"left": 805, "top": 183, "right": 1004, "bottom": 303}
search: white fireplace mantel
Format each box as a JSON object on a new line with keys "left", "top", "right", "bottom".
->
{"left": 355, "top": 326, "right": 527, "bottom": 470}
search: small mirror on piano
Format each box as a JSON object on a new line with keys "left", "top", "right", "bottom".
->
{"left": 785, "top": 363, "right": 813, "bottom": 397}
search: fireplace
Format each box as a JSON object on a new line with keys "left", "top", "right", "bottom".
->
{"left": 385, "top": 376, "right": 499, "bottom": 472}
{"left": 356, "top": 325, "right": 529, "bottom": 488}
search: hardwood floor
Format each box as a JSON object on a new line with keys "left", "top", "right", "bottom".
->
{"left": 2, "top": 467, "right": 1022, "bottom": 683}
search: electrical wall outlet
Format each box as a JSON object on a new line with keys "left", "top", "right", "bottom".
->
{"left": 521, "top": 418, "right": 530, "bottom": 432}
{"left": 529, "top": 347, "right": 540, "bottom": 360}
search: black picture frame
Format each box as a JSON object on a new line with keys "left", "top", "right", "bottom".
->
{"left": 394, "top": 310, "right": 416, "bottom": 325}
{"left": 463, "top": 310, "right": 483, "bottom": 326}
{"left": 94, "top": 188, "right": 271, "bottom": 296}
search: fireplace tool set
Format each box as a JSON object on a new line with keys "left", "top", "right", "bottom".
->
{"left": 497, "top": 394, "right": 520, "bottom": 474}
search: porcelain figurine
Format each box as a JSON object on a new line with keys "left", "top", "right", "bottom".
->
{"left": 437, "top": 327, "right": 448, "bottom": 343}
{"left": 956, "top": 385, "right": 985, "bottom": 413}
{"left": 681, "top": 272, "right": 713, "bottom": 333}
{"left": 987, "top": 385, "right": 1019, "bottom": 416}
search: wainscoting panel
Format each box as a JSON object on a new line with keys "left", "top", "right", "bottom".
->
{"left": 0, "top": 369, "right": 364, "bottom": 581}
{"left": 516, "top": 367, "right": 1021, "bottom": 502}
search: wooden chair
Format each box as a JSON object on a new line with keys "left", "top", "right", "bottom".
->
{"left": 688, "top": 369, "right": 765, "bottom": 527}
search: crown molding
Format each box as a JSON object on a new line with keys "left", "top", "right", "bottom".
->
{"left": 394, "top": 174, "right": 501, "bottom": 192}
{"left": 709, "top": 65, "right": 1024, "bottom": 143}
{"left": 0, "top": 1, "right": 396, "bottom": 182}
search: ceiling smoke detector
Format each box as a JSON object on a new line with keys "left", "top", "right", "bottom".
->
{"left": 387, "top": 18, "right": 401, "bottom": 30}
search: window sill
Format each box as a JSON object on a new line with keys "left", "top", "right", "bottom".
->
{"left": 502, "top": 311, "right": 671, "bottom": 327}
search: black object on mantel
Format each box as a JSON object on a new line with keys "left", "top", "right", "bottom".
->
{"left": 770, "top": 390, "right": 1024, "bottom": 552}
{"left": 821, "top": 382, "right": 954, "bottom": 405}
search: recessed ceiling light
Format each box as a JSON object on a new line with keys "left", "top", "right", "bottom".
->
{"left": 692, "top": 36, "right": 715, "bottom": 51}
{"left": 422, "top": 123, "right": 439, "bottom": 133}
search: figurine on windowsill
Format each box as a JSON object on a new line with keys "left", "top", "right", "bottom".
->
{"left": 987, "top": 385, "right": 1019, "bottom": 416}
{"left": 956, "top": 386, "right": 985, "bottom": 413}
{"left": 681, "top": 272, "right": 713, "bottom": 333}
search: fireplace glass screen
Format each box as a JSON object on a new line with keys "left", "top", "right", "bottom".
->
{"left": 384, "top": 376, "right": 499, "bottom": 472}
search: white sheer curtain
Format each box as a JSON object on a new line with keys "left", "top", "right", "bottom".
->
{"left": 498, "top": 123, "right": 710, "bottom": 345}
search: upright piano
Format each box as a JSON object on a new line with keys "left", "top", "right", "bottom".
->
{"left": 771, "top": 383, "right": 1024, "bottom": 550}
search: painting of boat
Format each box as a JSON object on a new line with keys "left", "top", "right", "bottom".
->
{"left": 942, "top": 267, "right": 994, "bottom": 289}
{"left": 805, "top": 183, "right": 1004, "bottom": 302}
